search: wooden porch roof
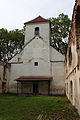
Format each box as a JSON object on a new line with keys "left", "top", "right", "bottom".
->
{"left": 15, "top": 76, "right": 52, "bottom": 82}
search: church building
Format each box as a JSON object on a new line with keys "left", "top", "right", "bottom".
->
{"left": 0, "top": 16, "right": 65, "bottom": 95}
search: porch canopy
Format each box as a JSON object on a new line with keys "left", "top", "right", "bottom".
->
{"left": 15, "top": 76, "right": 52, "bottom": 81}
{"left": 15, "top": 76, "right": 52, "bottom": 95}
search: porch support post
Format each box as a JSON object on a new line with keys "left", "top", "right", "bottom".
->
{"left": 48, "top": 81, "right": 50, "bottom": 95}
{"left": 21, "top": 82, "right": 23, "bottom": 94}
{"left": 17, "top": 81, "right": 18, "bottom": 95}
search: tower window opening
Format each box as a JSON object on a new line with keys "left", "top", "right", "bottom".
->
{"left": 34, "top": 62, "right": 38, "bottom": 66}
{"left": 35, "top": 27, "right": 39, "bottom": 36}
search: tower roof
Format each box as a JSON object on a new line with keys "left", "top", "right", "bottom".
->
{"left": 24, "top": 16, "right": 49, "bottom": 24}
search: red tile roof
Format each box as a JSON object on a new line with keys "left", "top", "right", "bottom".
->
{"left": 15, "top": 76, "right": 52, "bottom": 81}
{"left": 24, "top": 16, "right": 49, "bottom": 24}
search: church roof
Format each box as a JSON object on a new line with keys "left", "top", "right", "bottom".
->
{"left": 24, "top": 16, "right": 49, "bottom": 24}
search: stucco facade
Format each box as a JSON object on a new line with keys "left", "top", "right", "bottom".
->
{"left": 0, "top": 16, "right": 65, "bottom": 95}
{"left": 65, "top": 0, "right": 80, "bottom": 115}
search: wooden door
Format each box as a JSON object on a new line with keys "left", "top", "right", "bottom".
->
{"left": 33, "top": 82, "right": 39, "bottom": 94}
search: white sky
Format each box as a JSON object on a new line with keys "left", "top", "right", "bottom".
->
{"left": 0, "top": 0, "right": 75, "bottom": 30}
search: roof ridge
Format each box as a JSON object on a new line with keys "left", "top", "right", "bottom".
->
{"left": 24, "top": 16, "right": 49, "bottom": 24}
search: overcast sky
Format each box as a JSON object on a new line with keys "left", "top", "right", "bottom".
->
{"left": 0, "top": 0, "right": 75, "bottom": 30}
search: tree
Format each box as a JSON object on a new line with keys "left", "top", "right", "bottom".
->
{"left": 0, "top": 28, "right": 24, "bottom": 61}
{"left": 0, "top": 28, "right": 9, "bottom": 61}
{"left": 50, "top": 13, "right": 71, "bottom": 55}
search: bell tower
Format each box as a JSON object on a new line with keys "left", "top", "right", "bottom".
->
{"left": 24, "top": 16, "right": 51, "bottom": 45}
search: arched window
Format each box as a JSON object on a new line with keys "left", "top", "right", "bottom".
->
{"left": 68, "top": 47, "right": 72, "bottom": 66}
{"left": 35, "top": 27, "right": 39, "bottom": 36}
{"left": 66, "top": 83, "right": 68, "bottom": 94}
{"left": 70, "top": 81, "right": 73, "bottom": 100}
{"left": 79, "top": 78, "right": 80, "bottom": 96}
{"left": 76, "top": 6, "right": 80, "bottom": 49}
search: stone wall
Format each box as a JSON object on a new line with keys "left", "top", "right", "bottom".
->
{"left": 0, "top": 62, "right": 10, "bottom": 93}
{"left": 65, "top": 0, "right": 80, "bottom": 115}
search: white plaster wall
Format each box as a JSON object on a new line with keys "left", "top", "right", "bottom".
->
{"left": 9, "top": 61, "right": 51, "bottom": 83}
{"left": 22, "top": 36, "right": 51, "bottom": 76}
{"left": 25, "top": 22, "right": 50, "bottom": 45}
{"left": 9, "top": 61, "right": 65, "bottom": 94}
{"left": 9, "top": 37, "right": 65, "bottom": 94}
{"left": 50, "top": 46, "right": 65, "bottom": 95}
{"left": 51, "top": 62, "right": 65, "bottom": 95}
{"left": 9, "top": 34, "right": 51, "bottom": 92}
{"left": 8, "top": 19, "right": 66, "bottom": 95}
{"left": 9, "top": 35, "right": 51, "bottom": 88}
{"left": 23, "top": 37, "right": 50, "bottom": 62}
{"left": 50, "top": 46, "right": 65, "bottom": 61}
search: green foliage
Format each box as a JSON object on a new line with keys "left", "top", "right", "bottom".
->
{"left": 50, "top": 13, "right": 71, "bottom": 55}
{"left": 0, "top": 28, "right": 24, "bottom": 61}
{"left": 0, "top": 95, "right": 79, "bottom": 120}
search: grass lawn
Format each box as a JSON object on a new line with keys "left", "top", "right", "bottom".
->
{"left": 0, "top": 94, "right": 79, "bottom": 120}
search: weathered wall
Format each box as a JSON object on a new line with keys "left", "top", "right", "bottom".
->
{"left": 8, "top": 17, "right": 65, "bottom": 95}
{"left": 9, "top": 45, "right": 65, "bottom": 94}
{"left": 50, "top": 46, "right": 64, "bottom": 62}
{"left": 50, "top": 46, "right": 65, "bottom": 95}
{"left": 0, "top": 62, "right": 10, "bottom": 93}
{"left": 9, "top": 34, "right": 51, "bottom": 93}
{"left": 65, "top": 37, "right": 80, "bottom": 114}
{"left": 65, "top": 0, "right": 80, "bottom": 115}
{"left": 51, "top": 62, "right": 65, "bottom": 95}
{"left": 65, "top": 66, "right": 80, "bottom": 114}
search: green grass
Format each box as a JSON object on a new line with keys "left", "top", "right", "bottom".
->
{"left": 0, "top": 94, "right": 79, "bottom": 120}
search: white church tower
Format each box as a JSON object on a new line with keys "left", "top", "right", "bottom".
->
{"left": 24, "top": 16, "right": 50, "bottom": 45}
